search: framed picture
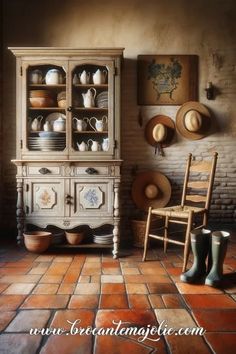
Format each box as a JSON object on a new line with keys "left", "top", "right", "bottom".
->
{"left": 137, "top": 55, "right": 198, "bottom": 105}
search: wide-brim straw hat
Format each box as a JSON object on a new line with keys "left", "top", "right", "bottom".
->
{"left": 131, "top": 171, "right": 171, "bottom": 211}
{"left": 145, "top": 115, "right": 175, "bottom": 147}
{"left": 176, "top": 101, "right": 211, "bottom": 140}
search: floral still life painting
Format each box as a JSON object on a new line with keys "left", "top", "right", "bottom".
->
{"left": 137, "top": 55, "right": 198, "bottom": 105}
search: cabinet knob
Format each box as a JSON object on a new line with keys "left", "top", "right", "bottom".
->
{"left": 67, "top": 106, "right": 73, "bottom": 112}
{"left": 85, "top": 167, "right": 98, "bottom": 175}
{"left": 39, "top": 167, "right": 51, "bottom": 175}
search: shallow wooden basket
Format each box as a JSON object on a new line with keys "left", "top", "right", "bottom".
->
{"left": 23, "top": 231, "right": 52, "bottom": 253}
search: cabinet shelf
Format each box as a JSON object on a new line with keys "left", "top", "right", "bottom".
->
{"left": 74, "top": 107, "right": 108, "bottom": 111}
{"left": 28, "top": 107, "right": 66, "bottom": 111}
{"left": 73, "top": 84, "right": 108, "bottom": 89}
{"left": 73, "top": 131, "right": 108, "bottom": 134}
{"left": 29, "top": 84, "right": 66, "bottom": 88}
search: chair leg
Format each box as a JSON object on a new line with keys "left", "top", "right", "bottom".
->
{"left": 142, "top": 207, "right": 152, "bottom": 262}
{"left": 164, "top": 216, "right": 169, "bottom": 253}
{"left": 182, "top": 211, "right": 194, "bottom": 272}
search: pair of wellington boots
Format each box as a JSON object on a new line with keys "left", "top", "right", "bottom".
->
{"left": 180, "top": 228, "right": 230, "bottom": 287}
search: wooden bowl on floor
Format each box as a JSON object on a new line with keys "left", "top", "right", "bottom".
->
{"left": 65, "top": 231, "right": 84, "bottom": 245}
{"left": 23, "top": 231, "right": 52, "bottom": 253}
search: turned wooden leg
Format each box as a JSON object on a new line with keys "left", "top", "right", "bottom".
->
{"left": 112, "top": 220, "right": 119, "bottom": 259}
{"left": 16, "top": 181, "right": 24, "bottom": 245}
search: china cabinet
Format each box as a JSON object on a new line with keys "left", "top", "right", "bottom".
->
{"left": 9, "top": 47, "right": 124, "bottom": 258}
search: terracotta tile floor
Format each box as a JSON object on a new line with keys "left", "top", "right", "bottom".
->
{"left": 0, "top": 237, "right": 235, "bottom": 354}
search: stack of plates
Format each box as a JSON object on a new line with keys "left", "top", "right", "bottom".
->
{"left": 28, "top": 136, "right": 66, "bottom": 151}
{"left": 96, "top": 91, "right": 108, "bottom": 108}
{"left": 93, "top": 232, "right": 113, "bottom": 245}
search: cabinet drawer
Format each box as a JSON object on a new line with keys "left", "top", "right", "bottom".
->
{"left": 26, "top": 166, "right": 61, "bottom": 176}
{"left": 75, "top": 166, "right": 110, "bottom": 176}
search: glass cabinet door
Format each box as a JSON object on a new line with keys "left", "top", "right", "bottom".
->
{"left": 69, "top": 60, "right": 115, "bottom": 158}
{"left": 22, "top": 61, "right": 68, "bottom": 157}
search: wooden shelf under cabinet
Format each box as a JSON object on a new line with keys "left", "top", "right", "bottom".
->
{"left": 52, "top": 243, "right": 113, "bottom": 249}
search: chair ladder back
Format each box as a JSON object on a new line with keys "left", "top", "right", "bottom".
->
{"left": 181, "top": 153, "right": 192, "bottom": 207}
{"left": 183, "top": 152, "right": 218, "bottom": 209}
{"left": 205, "top": 152, "right": 218, "bottom": 210}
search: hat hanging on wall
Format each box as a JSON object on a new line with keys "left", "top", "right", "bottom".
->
{"left": 145, "top": 115, "right": 175, "bottom": 155}
{"left": 176, "top": 101, "right": 212, "bottom": 140}
{"left": 131, "top": 171, "right": 171, "bottom": 212}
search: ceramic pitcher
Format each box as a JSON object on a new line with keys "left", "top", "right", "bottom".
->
{"left": 31, "top": 115, "right": 43, "bottom": 131}
{"left": 102, "top": 138, "right": 109, "bottom": 151}
{"left": 88, "top": 139, "right": 100, "bottom": 152}
{"left": 92, "top": 69, "right": 107, "bottom": 84}
{"left": 29, "top": 69, "right": 43, "bottom": 84}
{"left": 79, "top": 70, "right": 90, "bottom": 85}
{"left": 82, "top": 88, "right": 96, "bottom": 108}
{"left": 45, "top": 69, "right": 64, "bottom": 85}
{"left": 73, "top": 117, "right": 89, "bottom": 132}
{"left": 89, "top": 116, "right": 107, "bottom": 132}
{"left": 77, "top": 141, "right": 88, "bottom": 152}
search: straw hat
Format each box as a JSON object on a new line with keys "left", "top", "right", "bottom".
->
{"left": 145, "top": 115, "right": 175, "bottom": 147}
{"left": 131, "top": 171, "right": 171, "bottom": 211}
{"left": 176, "top": 101, "right": 211, "bottom": 140}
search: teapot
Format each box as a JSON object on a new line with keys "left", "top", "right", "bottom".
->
{"left": 43, "top": 121, "right": 52, "bottom": 132}
{"left": 29, "top": 69, "right": 43, "bottom": 84}
{"left": 89, "top": 115, "right": 107, "bottom": 132}
{"left": 82, "top": 88, "right": 96, "bottom": 108}
{"left": 31, "top": 115, "right": 43, "bottom": 131}
{"left": 76, "top": 141, "right": 88, "bottom": 152}
{"left": 45, "top": 69, "right": 64, "bottom": 85}
{"left": 79, "top": 70, "right": 90, "bottom": 85}
{"left": 53, "top": 116, "right": 66, "bottom": 132}
{"left": 92, "top": 69, "right": 107, "bottom": 85}
{"left": 102, "top": 138, "right": 109, "bottom": 152}
{"left": 73, "top": 117, "right": 89, "bottom": 132}
{"left": 88, "top": 139, "right": 100, "bottom": 152}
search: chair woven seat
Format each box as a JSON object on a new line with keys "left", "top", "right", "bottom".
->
{"left": 152, "top": 205, "right": 205, "bottom": 218}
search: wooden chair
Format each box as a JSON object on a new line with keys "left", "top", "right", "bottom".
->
{"left": 142, "top": 152, "right": 218, "bottom": 272}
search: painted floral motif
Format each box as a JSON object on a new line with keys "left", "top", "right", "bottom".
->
{"left": 148, "top": 57, "right": 182, "bottom": 100}
{"left": 39, "top": 190, "right": 51, "bottom": 206}
{"left": 84, "top": 189, "right": 99, "bottom": 207}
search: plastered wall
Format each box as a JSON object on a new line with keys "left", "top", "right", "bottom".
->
{"left": 1, "top": 0, "right": 236, "bottom": 237}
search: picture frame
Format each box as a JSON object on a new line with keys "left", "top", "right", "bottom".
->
{"left": 137, "top": 55, "right": 198, "bottom": 105}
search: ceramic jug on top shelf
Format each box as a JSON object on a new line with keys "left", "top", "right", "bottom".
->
{"left": 29, "top": 69, "right": 43, "bottom": 84}
{"left": 79, "top": 70, "right": 90, "bottom": 85}
{"left": 82, "top": 88, "right": 96, "bottom": 108}
{"left": 92, "top": 69, "right": 107, "bottom": 85}
{"left": 45, "top": 69, "right": 64, "bottom": 85}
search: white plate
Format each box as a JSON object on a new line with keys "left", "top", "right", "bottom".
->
{"left": 45, "top": 112, "right": 66, "bottom": 124}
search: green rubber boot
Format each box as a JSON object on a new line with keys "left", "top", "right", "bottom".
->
{"left": 205, "top": 231, "right": 230, "bottom": 287}
{"left": 180, "top": 228, "right": 211, "bottom": 283}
